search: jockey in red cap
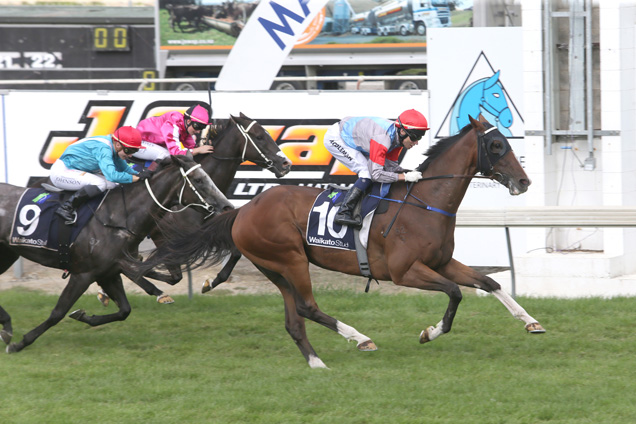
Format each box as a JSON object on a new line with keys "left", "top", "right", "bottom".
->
{"left": 323, "top": 109, "right": 429, "bottom": 228}
{"left": 51, "top": 126, "right": 152, "bottom": 225}
{"left": 134, "top": 102, "right": 215, "bottom": 161}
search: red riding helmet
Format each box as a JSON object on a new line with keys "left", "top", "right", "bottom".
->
{"left": 112, "top": 126, "right": 144, "bottom": 149}
{"left": 395, "top": 109, "right": 429, "bottom": 140}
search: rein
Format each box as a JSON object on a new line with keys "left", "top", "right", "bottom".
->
{"left": 378, "top": 126, "right": 501, "bottom": 238}
{"left": 86, "top": 164, "right": 216, "bottom": 237}
{"left": 145, "top": 163, "right": 216, "bottom": 218}
{"left": 208, "top": 118, "right": 276, "bottom": 170}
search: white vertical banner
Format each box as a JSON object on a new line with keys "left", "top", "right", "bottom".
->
{"left": 216, "top": 0, "right": 329, "bottom": 91}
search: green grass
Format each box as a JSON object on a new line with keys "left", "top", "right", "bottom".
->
{"left": 451, "top": 10, "right": 474, "bottom": 28}
{"left": 1, "top": 289, "right": 636, "bottom": 423}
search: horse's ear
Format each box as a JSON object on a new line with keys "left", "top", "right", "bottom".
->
{"left": 477, "top": 114, "right": 491, "bottom": 124}
{"left": 240, "top": 112, "right": 249, "bottom": 119}
{"left": 468, "top": 115, "right": 486, "bottom": 132}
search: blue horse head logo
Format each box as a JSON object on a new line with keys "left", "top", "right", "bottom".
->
{"left": 450, "top": 70, "right": 513, "bottom": 136}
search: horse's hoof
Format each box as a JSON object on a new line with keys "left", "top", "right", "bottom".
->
{"left": 357, "top": 340, "right": 378, "bottom": 351}
{"left": 97, "top": 290, "right": 110, "bottom": 307}
{"left": 6, "top": 343, "right": 18, "bottom": 354}
{"left": 157, "top": 294, "right": 174, "bottom": 304}
{"left": 69, "top": 309, "right": 86, "bottom": 320}
{"left": 525, "top": 322, "right": 546, "bottom": 333}
{"left": 201, "top": 279, "right": 212, "bottom": 294}
{"left": 0, "top": 330, "right": 12, "bottom": 345}
{"left": 419, "top": 326, "right": 434, "bottom": 344}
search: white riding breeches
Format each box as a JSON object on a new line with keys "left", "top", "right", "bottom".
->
{"left": 50, "top": 160, "right": 112, "bottom": 192}
{"left": 132, "top": 141, "right": 170, "bottom": 161}
{"left": 324, "top": 122, "right": 371, "bottom": 179}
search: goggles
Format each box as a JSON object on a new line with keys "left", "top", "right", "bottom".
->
{"left": 404, "top": 128, "right": 426, "bottom": 141}
{"left": 122, "top": 146, "right": 139, "bottom": 155}
{"left": 191, "top": 121, "right": 207, "bottom": 131}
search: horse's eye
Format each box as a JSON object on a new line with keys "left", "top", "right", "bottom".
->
{"left": 490, "top": 140, "right": 504, "bottom": 155}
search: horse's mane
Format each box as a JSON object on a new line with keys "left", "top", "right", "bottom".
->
{"left": 209, "top": 118, "right": 234, "bottom": 140}
{"left": 416, "top": 123, "right": 473, "bottom": 173}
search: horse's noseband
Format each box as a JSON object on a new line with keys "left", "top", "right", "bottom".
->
{"left": 476, "top": 125, "right": 511, "bottom": 176}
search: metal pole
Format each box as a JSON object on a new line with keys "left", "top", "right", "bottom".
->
{"left": 13, "top": 257, "right": 23, "bottom": 279}
{"left": 505, "top": 227, "right": 516, "bottom": 298}
{"left": 543, "top": 0, "right": 554, "bottom": 155}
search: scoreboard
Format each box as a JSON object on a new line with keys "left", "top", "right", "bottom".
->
{"left": 0, "top": 6, "right": 156, "bottom": 90}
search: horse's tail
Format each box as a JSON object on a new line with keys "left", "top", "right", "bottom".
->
{"left": 137, "top": 208, "right": 239, "bottom": 277}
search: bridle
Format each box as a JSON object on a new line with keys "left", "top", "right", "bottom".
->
{"left": 210, "top": 117, "right": 278, "bottom": 171}
{"left": 145, "top": 163, "right": 216, "bottom": 219}
{"left": 476, "top": 124, "right": 510, "bottom": 180}
{"left": 380, "top": 124, "right": 511, "bottom": 236}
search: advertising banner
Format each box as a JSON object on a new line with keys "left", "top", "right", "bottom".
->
{"left": 0, "top": 88, "right": 523, "bottom": 266}
{"left": 0, "top": 90, "right": 427, "bottom": 192}
{"left": 216, "top": 0, "right": 330, "bottom": 90}
{"left": 158, "top": 0, "right": 472, "bottom": 51}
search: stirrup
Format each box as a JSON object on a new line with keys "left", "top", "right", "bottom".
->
{"left": 335, "top": 214, "right": 362, "bottom": 228}
{"left": 56, "top": 209, "right": 77, "bottom": 225}
{"left": 63, "top": 212, "right": 78, "bottom": 225}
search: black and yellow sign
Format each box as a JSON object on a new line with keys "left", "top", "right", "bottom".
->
{"left": 93, "top": 26, "right": 130, "bottom": 51}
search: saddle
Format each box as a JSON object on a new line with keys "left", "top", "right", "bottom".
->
{"left": 10, "top": 187, "right": 105, "bottom": 272}
{"left": 306, "top": 183, "right": 393, "bottom": 292}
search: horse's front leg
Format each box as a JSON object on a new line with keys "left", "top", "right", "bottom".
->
{"left": 437, "top": 258, "right": 545, "bottom": 333}
{"left": 7, "top": 273, "right": 93, "bottom": 353}
{"left": 202, "top": 249, "right": 241, "bottom": 293}
{"left": 393, "top": 261, "right": 463, "bottom": 343}
{"left": 68, "top": 274, "right": 132, "bottom": 326}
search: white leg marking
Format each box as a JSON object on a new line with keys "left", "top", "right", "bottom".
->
{"left": 427, "top": 320, "right": 445, "bottom": 341}
{"left": 336, "top": 321, "right": 371, "bottom": 345}
{"left": 492, "top": 289, "right": 537, "bottom": 325}
{"left": 308, "top": 355, "right": 329, "bottom": 369}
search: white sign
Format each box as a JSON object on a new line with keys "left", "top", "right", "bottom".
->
{"left": 428, "top": 27, "right": 527, "bottom": 265}
{"left": 216, "top": 0, "right": 329, "bottom": 91}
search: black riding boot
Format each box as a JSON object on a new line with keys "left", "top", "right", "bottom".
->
{"left": 334, "top": 187, "right": 365, "bottom": 228}
{"left": 55, "top": 185, "right": 102, "bottom": 225}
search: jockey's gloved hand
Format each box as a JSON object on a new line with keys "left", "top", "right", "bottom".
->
{"left": 404, "top": 171, "right": 422, "bottom": 182}
{"left": 137, "top": 169, "right": 153, "bottom": 181}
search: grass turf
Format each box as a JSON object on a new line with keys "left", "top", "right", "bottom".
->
{"left": 1, "top": 289, "right": 635, "bottom": 423}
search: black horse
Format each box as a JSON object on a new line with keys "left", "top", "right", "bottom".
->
{"left": 111, "top": 113, "right": 291, "bottom": 304}
{"left": 0, "top": 154, "right": 233, "bottom": 353}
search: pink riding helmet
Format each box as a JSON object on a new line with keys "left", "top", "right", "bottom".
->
{"left": 185, "top": 104, "right": 212, "bottom": 125}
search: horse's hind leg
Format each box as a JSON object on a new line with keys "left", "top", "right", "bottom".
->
{"left": 0, "top": 305, "right": 12, "bottom": 345}
{"left": 254, "top": 265, "right": 328, "bottom": 369}
{"left": 202, "top": 250, "right": 241, "bottom": 293}
{"left": 69, "top": 274, "right": 132, "bottom": 326}
{"left": 438, "top": 258, "right": 545, "bottom": 333}
{"left": 280, "top": 264, "right": 376, "bottom": 351}
{"left": 7, "top": 273, "right": 93, "bottom": 353}
{"left": 119, "top": 261, "right": 174, "bottom": 304}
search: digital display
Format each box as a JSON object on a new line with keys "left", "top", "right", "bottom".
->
{"left": 93, "top": 26, "right": 130, "bottom": 51}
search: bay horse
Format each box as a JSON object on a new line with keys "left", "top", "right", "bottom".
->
{"left": 139, "top": 116, "right": 545, "bottom": 368}
{"left": 0, "top": 154, "right": 233, "bottom": 353}
{"left": 113, "top": 112, "right": 291, "bottom": 304}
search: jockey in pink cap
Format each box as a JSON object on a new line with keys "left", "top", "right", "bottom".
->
{"left": 133, "top": 103, "right": 215, "bottom": 161}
